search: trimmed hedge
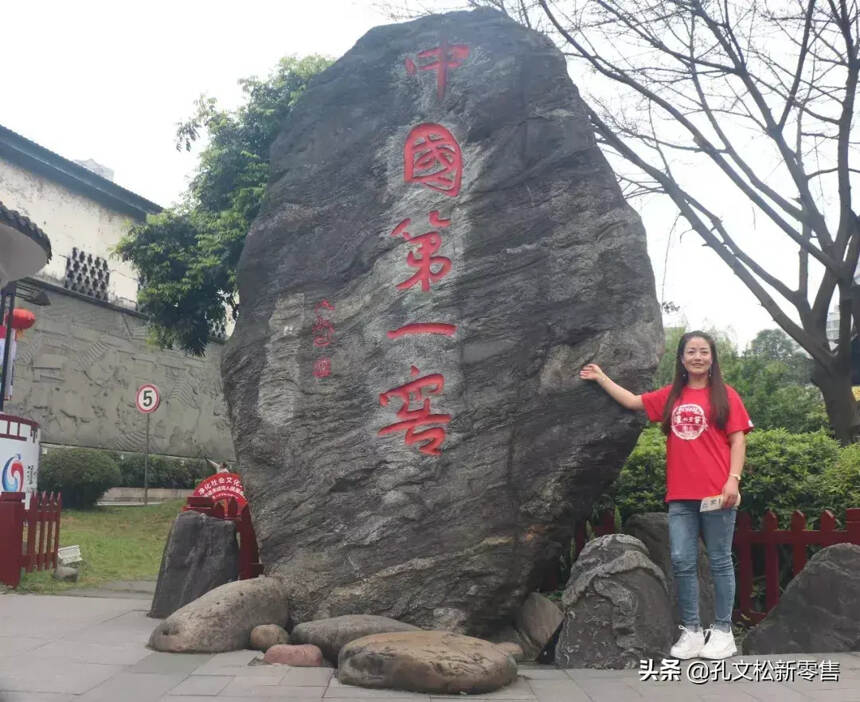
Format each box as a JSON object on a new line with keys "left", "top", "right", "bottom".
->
{"left": 609, "top": 427, "right": 858, "bottom": 526}
{"left": 115, "top": 453, "right": 209, "bottom": 489}
{"left": 39, "top": 448, "right": 121, "bottom": 509}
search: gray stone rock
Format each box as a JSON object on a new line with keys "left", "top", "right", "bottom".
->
{"left": 338, "top": 631, "right": 517, "bottom": 694}
{"left": 291, "top": 614, "right": 420, "bottom": 663}
{"left": 53, "top": 566, "right": 78, "bottom": 582}
{"left": 264, "top": 644, "right": 327, "bottom": 666}
{"left": 743, "top": 543, "right": 860, "bottom": 654}
{"left": 623, "top": 512, "right": 715, "bottom": 629}
{"left": 149, "top": 510, "right": 239, "bottom": 618}
{"left": 222, "top": 7, "right": 661, "bottom": 634}
{"left": 250, "top": 624, "right": 290, "bottom": 651}
{"left": 555, "top": 534, "right": 673, "bottom": 668}
{"left": 148, "top": 576, "right": 290, "bottom": 652}
{"left": 512, "top": 593, "right": 563, "bottom": 661}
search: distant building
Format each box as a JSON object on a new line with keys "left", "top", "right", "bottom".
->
{"left": 0, "top": 124, "right": 235, "bottom": 460}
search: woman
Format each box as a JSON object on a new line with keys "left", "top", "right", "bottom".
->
{"left": 580, "top": 331, "right": 752, "bottom": 660}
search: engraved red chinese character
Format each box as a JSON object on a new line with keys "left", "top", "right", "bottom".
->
{"left": 391, "top": 211, "right": 452, "bottom": 291}
{"left": 313, "top": 358, "right": 332, "bottom": 378}
{"left": 404, "top": 124, "right": 462, "bottom": 197}
{"left": 312, "top": 299, "right": 335, "bottom": 347}
{"left": 405, "top": 40, "right": 470, "bottom": 99}
{"left": 387, "top": 323, "right": 457, "bottom": 339}
{"left": 378, "top": 365, "right": 451, "bottom": 456}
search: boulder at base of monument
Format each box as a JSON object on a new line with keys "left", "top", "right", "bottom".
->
{"left": 743, "top": 544, "right": 860, "bottom": 654}
{"left": 149, "top": 576, "right": 289, "bottom": 653}
{"left": 512, "top": 593, "right": 563, "bottom": 660}
{"left": 250, "top": 624, "right": 290, "bottom": 651}
{"left": 222, "top": 7, "right": 662, "bottom": 634}
{"left": 623, "top": 512, "right": 715, "bottom": 629}
{"left": 290, "top": 614, "right": 420, "bottom": 663}
{"left": 264, "top": 644, "right": 328, "bottom": 667}
{"left": 338, "top": 631, "right": 517, "bottom": 694}
{"left": 555, "top": 534, "right": 673, "bottom": 668}
{"left": 149, "top": 510, "right": 239, "bottom": 618}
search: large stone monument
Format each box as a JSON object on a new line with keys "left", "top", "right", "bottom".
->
{"left": 223, "top": 8, "right": 662, "bottom": 634}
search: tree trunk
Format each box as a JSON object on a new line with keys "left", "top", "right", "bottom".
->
{"left": 812, "top": 361, "right": 860, "bottom": 445}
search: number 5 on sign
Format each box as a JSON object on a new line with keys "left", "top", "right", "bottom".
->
{"left": 135, "top": 384, "right": 160, "bottom": 505}
{"left": 136, "top": 384, "right": 160, "bottom": 414}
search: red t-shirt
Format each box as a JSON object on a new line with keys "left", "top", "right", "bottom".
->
{"left": 641, "top": 384, "right": 753, "bottom": 501}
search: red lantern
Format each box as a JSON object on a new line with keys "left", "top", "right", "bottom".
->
{"left": 5, "top": 309, "right": 35, "bottom": 330}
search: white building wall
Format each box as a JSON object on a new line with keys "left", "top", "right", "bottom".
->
{"left": 0, "top": 155, "right": 141, "bottom": 307}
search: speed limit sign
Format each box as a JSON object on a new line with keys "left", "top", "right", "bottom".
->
{"left": 136, "top": 384, "right": 161, "bottom": 414}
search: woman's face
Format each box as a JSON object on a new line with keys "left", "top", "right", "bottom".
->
{"left": 682, "top": 336, "right": 713, "bottom": 379}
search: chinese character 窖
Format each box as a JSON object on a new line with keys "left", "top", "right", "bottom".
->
{"left": 405, "top": 40, "right": 470, "bottom": 99}
{"left": 378, "top": 365, "right": 451, "bottom": 456}
{"left": 390, "top": 211, "right": 452, "bottom": 291}
{"left": 404, "top": 124, "right": 462, "bottom": 197}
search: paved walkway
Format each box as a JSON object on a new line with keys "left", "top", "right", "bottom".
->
{"left": 0, "top": 594, "right": 858, "bottom": 702}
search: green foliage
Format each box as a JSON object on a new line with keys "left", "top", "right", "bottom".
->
{"left": 116, "top": 55, "right": 331, "bottom": 355}
{"left": 608, "top": 426, "right": 667, "bottom": 522}
{"left": 742, "top": 429, "right": 841, "bottom": 525}
{"left": 655, "top": 327, "right": 827, "bottom": 434}
{"left": 116, "top": 454, "right": 208, "bottom": 489}
{"left": 39, "top": 448, "right": 122, "bottom": 509}
{"left": 608, "top": 427, "right": 859, "bottom": 527}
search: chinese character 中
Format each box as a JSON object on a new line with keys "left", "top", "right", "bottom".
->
{"left": 378, "top": 365, "right": 451, "bottom": 456}
{"left": 405, "top": 40, "right": 470, "bottom": 99}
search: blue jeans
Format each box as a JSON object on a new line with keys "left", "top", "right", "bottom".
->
{"left": 667, "top": 500, "right": 737, "bottom": 632}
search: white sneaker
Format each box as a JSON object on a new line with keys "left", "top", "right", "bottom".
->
{"left": 670, "top": 625, "right": 705, "bottom": 659}
{"left": 700, "top": 627, "right": 737, "bottom": 659}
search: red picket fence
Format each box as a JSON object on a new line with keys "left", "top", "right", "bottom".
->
{"left": 183, "top": 496, "right": 263, "bottom": 580}
{"left": 734, "top": 508, "right": 860, "bottom": 623}
{"left": 0, "top": 491, "right": 62, "bottom": 588}
{"left": 571, "top": 507, "right": 860, "bottom": 624}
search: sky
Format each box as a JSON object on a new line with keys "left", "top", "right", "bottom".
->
{"left": 0, "top": 0, "right": 791, "bottom": 350}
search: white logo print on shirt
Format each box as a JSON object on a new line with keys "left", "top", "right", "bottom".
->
{"left": 671, "top": 403, "right": 708, "bottom": 440}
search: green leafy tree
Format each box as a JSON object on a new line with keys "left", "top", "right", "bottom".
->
{"left": 655, "top": 327, "right": 827, "bottom": 433}
{"left": 116, "top": 55, "right": 331, "bottom": 355}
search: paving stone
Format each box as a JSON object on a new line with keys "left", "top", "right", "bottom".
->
{"left": 129, "top": 653, "right": 214, "bottom": 675}
{"left": 75, "top": 672, "right": 186, "bottom": 702}
{"left": 0, "top": 693, "right": 76, "bottom": 702}
{"left": 282, "top": 667, "right": 335, "bottom": 686}
{"left": 221, "top": 679, "right": 327, "bottom": 698}
{"left": 0, "top": 658, "right": 122, "bottom": 695}
{"left": 33, "top": 640, "right": 151, "bottom": 666}
{"left": 165, "top": 675, "right": 231, "bottom": 696}
{"left": 326, "top": 678, "right": 431, "bottom": 699}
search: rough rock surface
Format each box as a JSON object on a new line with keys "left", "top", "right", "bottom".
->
{"left": 222, "top": 8, "right": 661, "bottom": 633}
{"left": 250, "top": 624, "right": 290, "bottom": 651}
{"left": 743, "top": 544, "right": 860, "bottom": 654}
{"left": 555, "top": 534, "right": 673, "bottom": 668}
{"left": 623, "top": 512, "right": 715, "bottom": 628}
{"left": 264, "top": 644, "right": 327, "bottom": 667}
{"left": 290, "top": 615, "right": 420, "bottom": 663}
{"left": 149, "top": 510, "right": 239, "bottom": 618}
{"left": 512, "top": 593, "right": 563, "bottom": 660}
{"left": 338, "top": 631, "right": 517, "bottom": 694}
{"left": 148, "top": 576, "right": 290, "bottom": 652}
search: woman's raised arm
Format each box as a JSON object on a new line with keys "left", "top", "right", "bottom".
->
{"left": 580, "top": 364, "right": 645, "bottom": 411}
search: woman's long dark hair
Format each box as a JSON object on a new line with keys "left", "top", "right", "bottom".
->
{"left": 660, "top": 330, "right": 730, "bottom": 435}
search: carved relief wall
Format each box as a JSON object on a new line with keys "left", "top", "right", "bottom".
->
{"left": 9, "top": 288, "right": 235, "bottom": 460}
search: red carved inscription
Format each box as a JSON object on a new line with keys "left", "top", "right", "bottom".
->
{"left": 378, "top": 365, "right": 451, "bottom": 456}
{"left": 404, "top": 124, "right": 462, "bottom": 197}
{"left": 405, "top": 41, "right": 470, "bottom": 99}
{"left": 391, "top": 211, "right": 452, "bottom": 291}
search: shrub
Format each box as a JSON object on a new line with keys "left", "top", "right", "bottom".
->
{"left": 115, "top": 454, "right": 208, "bottom": 489}
{"left": 39, "top": 448, "right": 121, "bottom": 509}
{"left": 606, "top": 427, "right": 852, "bottom": 527}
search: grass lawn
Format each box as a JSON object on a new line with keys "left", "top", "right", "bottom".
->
{"left": 12, "top": 499, "right": 183, "bottom": 594}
